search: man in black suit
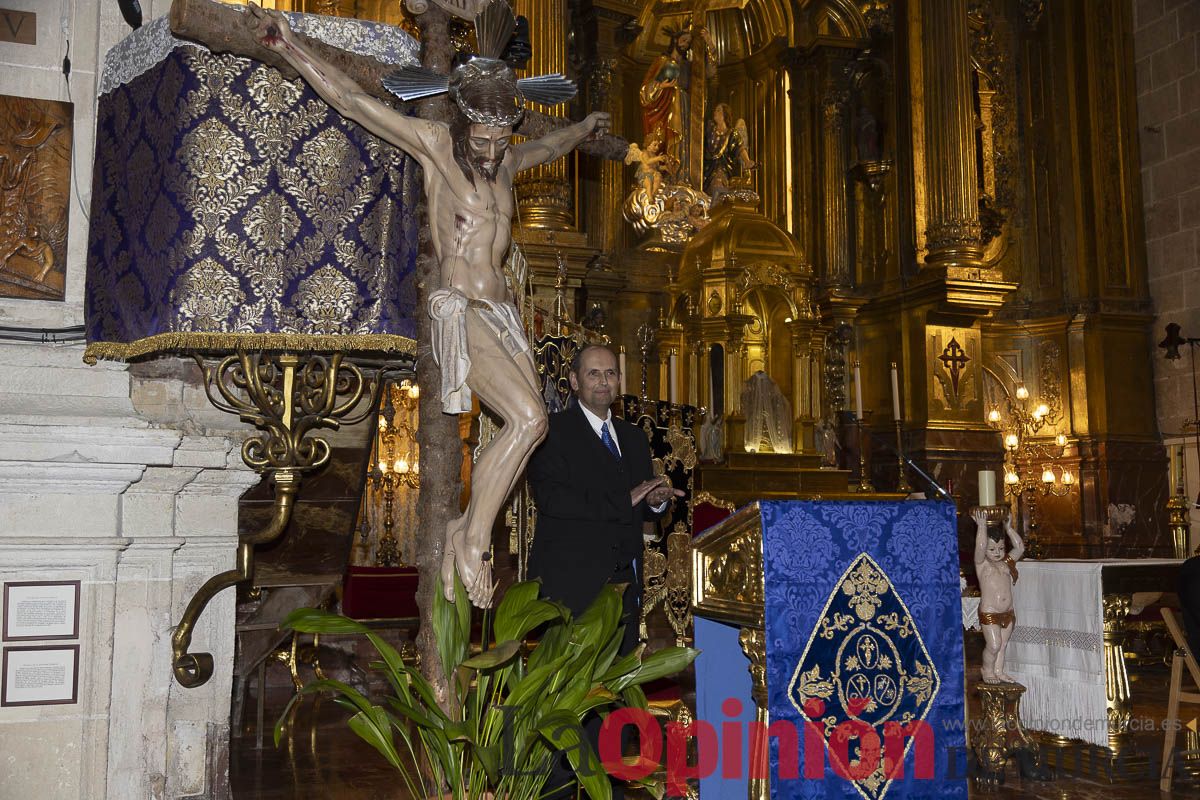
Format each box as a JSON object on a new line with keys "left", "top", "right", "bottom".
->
{"left": 1180, "top": 555, "right": 1200, "bottom": 658}
{"left": 528, "top": 345, "right": 683, "bottom": 654}
{"left": 527, "top": 345, "right": 683, "bottom": 800}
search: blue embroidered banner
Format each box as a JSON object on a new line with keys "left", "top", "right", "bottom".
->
{"left": 762, "top": 500, "right": 967, "bottom": 800}
{"left": 84, "top": 19, "right": 421, "bottom": 364}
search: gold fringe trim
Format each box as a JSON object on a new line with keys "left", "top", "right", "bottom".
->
{"left": 83, "top": 332, "right": 417, "bottom": 365}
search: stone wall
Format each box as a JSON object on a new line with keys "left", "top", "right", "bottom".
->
{"left": 1136, "top": 0, "right": 1200, "bottom": 542}
{"left": 0, "top": 1, "right": 255, "bottom": 797}
{"left": 1138, "top": 0, "right": 1200, "bottom": 434}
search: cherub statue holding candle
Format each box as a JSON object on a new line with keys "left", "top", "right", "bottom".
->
{"left": 972, "top": 508, "right": 1025, "bottom": 684}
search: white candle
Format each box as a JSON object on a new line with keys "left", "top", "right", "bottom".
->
{"left": 890, "top": 362, "right": 901, "bottom": 420}
{"left": 978, "top": 470, "right": 996, "bottom": 507}
{"left": 618, "top": 348, "right": 627, "bottom": 396}
{"left": 854, "top": 362, "right": 864, "bottom": 420}
{"left": 1180, "top": 444, "right": 1188, "bottom": 493}
{"left": 689, "top": 351, "right": 697, "bottom": 404}
{"left": 1171, "top": 444, "right": 1184, "bottom": 494}
{"left": 669, "top": 352, "right": 679, "bottom": 403}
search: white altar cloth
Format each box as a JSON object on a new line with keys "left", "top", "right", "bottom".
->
{"left": 1005, "top": 559, "right": 1180, "bottom": 748}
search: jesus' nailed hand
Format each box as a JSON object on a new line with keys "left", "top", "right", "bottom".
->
{"left": 246, "top": 2, "right": 611, "bottom": 608}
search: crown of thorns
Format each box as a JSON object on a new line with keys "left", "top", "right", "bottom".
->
{"left": 382, "top": 0, "right": 576, "bottom": 127}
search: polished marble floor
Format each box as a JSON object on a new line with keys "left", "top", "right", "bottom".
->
{"left": 231, "top": 653, "right": 1200, "bottom": 799}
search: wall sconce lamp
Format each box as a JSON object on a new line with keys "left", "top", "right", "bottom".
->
{"left": 1161, "top": 322, "right": 1200, "bottom": 509}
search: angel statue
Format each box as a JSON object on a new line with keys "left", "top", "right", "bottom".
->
{"left": 704, "top": 102, "right": 756, "bottom": 205}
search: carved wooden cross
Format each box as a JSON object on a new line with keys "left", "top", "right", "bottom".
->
{"left": 938, "top": 337, "right": 971, "bottom": 395}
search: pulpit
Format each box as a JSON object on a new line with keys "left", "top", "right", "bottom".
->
{"left": 692, "top": 500, "right": 968, "bottom": 799}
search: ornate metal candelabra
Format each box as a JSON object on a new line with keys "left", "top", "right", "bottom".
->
{"left": 637, "top": 322, "right": 655, "bottom": 401}
{"left": 367, "top": 379, "right": 420, "bottom": 566}
{"left": 987, "top": 382, "right": 1074, "bottom": 554}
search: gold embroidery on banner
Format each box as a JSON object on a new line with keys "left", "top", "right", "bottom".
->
{"left": 841, "top": 558, "right": 891, "bottom": 621}
{"left": 789, "top": 554, "right": 942, "bottom": 800}
{"left": 89, "top": 49, "right": 417, "bottom": 359}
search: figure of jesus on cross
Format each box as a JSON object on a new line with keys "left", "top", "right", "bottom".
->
{"left": 246, "top": 1, "right": 610, "bottom": 608}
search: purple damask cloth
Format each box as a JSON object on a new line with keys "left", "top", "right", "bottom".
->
{"left": 84, "top": 19, "right": 421, "bottom": 362}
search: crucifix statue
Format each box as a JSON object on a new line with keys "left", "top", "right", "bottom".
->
{"left": 246, "top": 0, "right": 611, "bottom": 608}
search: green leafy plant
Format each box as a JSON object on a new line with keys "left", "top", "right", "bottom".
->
{"left": 275, "top": 576, "right": 698, "bottom": 799}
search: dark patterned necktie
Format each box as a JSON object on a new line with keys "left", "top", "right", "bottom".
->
{"left": 600, "top": 422, "right": 621, "bottom": 460}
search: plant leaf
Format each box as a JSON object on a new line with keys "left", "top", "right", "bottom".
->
{"left": 472, "top": 741, "right": 502, "bottom": 785}
{"left": 444, "top": 718, "right": 475, "bottom": 743}
{"left": 347, "top": 707, "right": 403, "bottom": 770}
{"left": 607, "top": 647, "right": 698, "bottom": 693}
{"left": 597, "top": 645, "right": 644, "bottom": 683}
{"left": 461, "top": 638, "right": 521, "bottom": 669}
{"left": 538, "top": 710, "right": 611, "bottom": 800}
{"left": 505, "top": 653, "right": 571, "bottom": 711}
{"left": 434, "top": 574, "right": 468, "bottom": 691}
{"left": 280, "top": 607, "right": 371, "bottom": 635}
{"left": 621, "top": 684, "right": 648, "bottom": 711}
{"left": 495, "top": 581, "right": 565, "bottom": 642}
{"left": 385, "top": 696, "right": 444, "bottom": 730}
{"left": 527, "top": 618, "right": 569, "bottom": 672}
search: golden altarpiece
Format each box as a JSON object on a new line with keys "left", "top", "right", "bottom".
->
{"left": 163, "top": 0, "right": 1176, "bottom": 785}
{"left": 255, "top": 0, "right": 1169, "bottom": 558}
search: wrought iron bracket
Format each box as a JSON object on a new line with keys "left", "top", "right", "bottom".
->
{"left": 171, "top": 351, "right": 401, "bottom": 688}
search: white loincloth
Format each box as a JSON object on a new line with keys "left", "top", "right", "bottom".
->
{"left": 428, "top": 287, "right": 529, "bottom": 414}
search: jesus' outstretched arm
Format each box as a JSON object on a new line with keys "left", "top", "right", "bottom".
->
{"left": 245, "top": 3, "right": 439, "bottom": 164}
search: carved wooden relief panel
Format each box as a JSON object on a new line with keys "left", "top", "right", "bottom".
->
{"left": 0, "top": 95, "right": 72, "bottom": 300}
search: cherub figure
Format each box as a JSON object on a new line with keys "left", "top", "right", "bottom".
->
{"left": 625, "top": 138, "right": 668, "bottom": 199}
{"left": 972, "top": 509, "right": 1025, "bottom": 684}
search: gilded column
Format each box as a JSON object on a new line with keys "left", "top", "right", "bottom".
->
{"left": 586, "top": 56, "right": 622, "bottom": 251}
{"left": 514, "top": 0, "right": 574, "bottom": 230}
{"left": 739, "top": 627, "right": 770, "bottom": 800}
{"left": 790, "top": 328, "right": 809, "bottom": 451}
{"left": 919, "top": 0, "right": 983, "bottom": 268}
{"left": 821, "top": 82, "right": 851, "bottom": 287}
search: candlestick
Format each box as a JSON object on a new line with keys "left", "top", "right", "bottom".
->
{"left": 669, "top": 351, "right": 678, "bottom": 404}
{"left": 854, "top": 361, "right": 864, "bottom": 420}
{"left": 890, "top": 362, "right": 901, "bottom": 420}
{"left": 689, "top": 350, "right": 698, "bottom": 405}
{"left": 618, "top": 346, "right": 627, "bottom": 396}
{"left": 1170, "top": 444, "right": 1183, "bottom": 495}
{"left": 894, "top": 420, "right": 911, "bottom": 492}
{"left": 978, "top": 470, "right": 996, "bottom": 507}
{"left": 856, "top": 417, "right": 874, "bottom": 493}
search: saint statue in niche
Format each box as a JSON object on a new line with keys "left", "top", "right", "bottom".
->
{"left": 741, "top": 371, "right": 792, "bottom": 454}
{"left": 639, "top": 24, "right": 710, "bottom": 181}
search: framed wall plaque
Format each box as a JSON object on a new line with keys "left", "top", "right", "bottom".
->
{"left": 3, "top": 580, "right": 80, "bottom": 641}
{"left": 1, "top": 645, "right": 79, "bottom": 706}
